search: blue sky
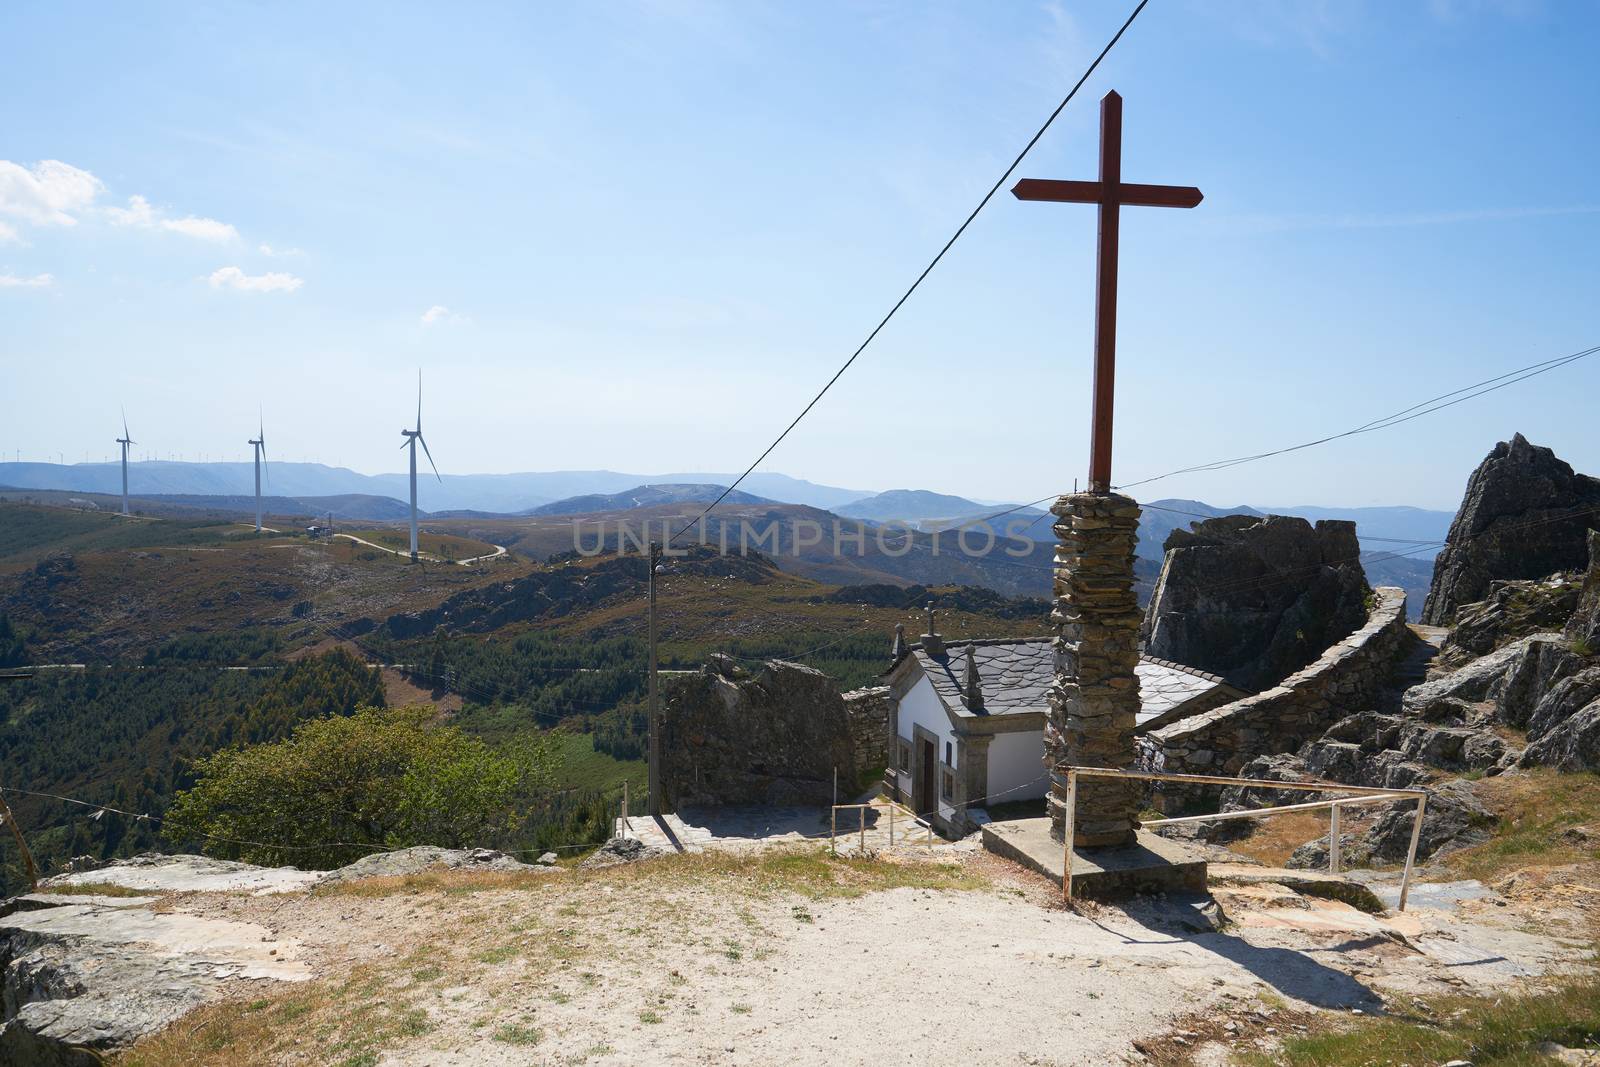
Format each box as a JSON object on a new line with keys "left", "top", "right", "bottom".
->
{"left": 3, "top": 0, "right": 1596, "bottom": 509}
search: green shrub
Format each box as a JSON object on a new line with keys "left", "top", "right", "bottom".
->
{"left": 164, "top": 705, "right": 556, "bottom": 868}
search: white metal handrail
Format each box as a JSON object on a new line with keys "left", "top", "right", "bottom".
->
{"left": 1058, "top": 766, "right": 1429, "bottom": 911}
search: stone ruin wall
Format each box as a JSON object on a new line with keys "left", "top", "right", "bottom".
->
{"left": 842, "top": 685, "right": 892, "bottom": 777}
{"left": 1148, "top": 586, "right": 1410, "bottom": 808}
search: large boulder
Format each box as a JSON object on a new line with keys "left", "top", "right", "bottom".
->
{"left": 1403, "top": 633, "right": 1558, "bottom": 715}
{"left": 660, "top": 657, "right": 855, "bottom": 807}
{"left": 1521, "top": 700, "right": 1600, "bottom": 771}
{"left": 1492, "top": 637, "right": 1586, "bottom": 728}
{"left": 1143, "top": 514, "right": 1369, "bottom": 690}
{"left": 1422, "top": 434, "right": 1600, "bottom": 626}
{"left": 1525, "top": 665, "right": 1600, "bottom": 742}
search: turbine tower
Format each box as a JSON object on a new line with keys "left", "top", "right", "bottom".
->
{"left": 399, "top": 370, "right": 439, "bottom": 562}
{"left": 248, "top": 412, "right": 267, "bottom": 533}
{"left": 116, "top": 410, "right": 135, "bottom": 517}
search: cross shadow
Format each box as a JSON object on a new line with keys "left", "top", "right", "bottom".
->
{"left": 1115, "top": 895, "right": 1385, "bottom": 1011}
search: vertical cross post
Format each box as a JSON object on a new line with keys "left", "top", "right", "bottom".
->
{"left": 647, "top": 542, "right": 662, "bottom": 816}
{"left": 1088, "top": 91, "right": 1122, "bottom": 494}
{"left": 1012, "top": 91, "right": 1202, "bottom": 495}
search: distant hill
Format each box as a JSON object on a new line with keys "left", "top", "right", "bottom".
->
{"left": 835, "top": 489, "right": 986, "bottom": 521}
{"left": 0, "top": 462, "right": 872, "bottom": 514}
{"left": 0, "top": 487, "right": 412, "bottom": 523}
{"left": 527, "top": 484, "right": 773, "bottom": 517}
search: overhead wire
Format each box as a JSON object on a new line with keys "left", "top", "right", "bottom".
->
{"left": 665, "top": 0, "right": 1153, "bottom": 548}
{"left": 1115, "top": 343, "right": 1600, "bottom": 492}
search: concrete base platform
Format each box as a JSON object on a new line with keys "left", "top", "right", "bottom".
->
{"left": 982, "top": 818, "right": 1207, "bottom": 899}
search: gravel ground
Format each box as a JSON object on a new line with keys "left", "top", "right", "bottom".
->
{"left": 138, "top": 849, "right": 1590, "bottom": 1067}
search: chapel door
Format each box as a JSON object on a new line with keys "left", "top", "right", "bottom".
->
{"left": 919, "top": 738, "right": 937, "bottom": 818}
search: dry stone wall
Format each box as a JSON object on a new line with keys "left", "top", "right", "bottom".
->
{"left": 842, "top": 686, "right": 891, "bottom": 775}
{"left": 660, "top": 657, "right": 855, "bottom": 808}
{"left": 1149, "top": 587, "right": 1409, "bottom": 799}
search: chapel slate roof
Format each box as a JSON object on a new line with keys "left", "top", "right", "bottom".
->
{"left": 908, "top": 637, "right": 1238, "bottom": 728}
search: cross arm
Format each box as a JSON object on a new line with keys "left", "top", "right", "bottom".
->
{"left": 1011, "top": 178, "right": 1203, "bottom": 209}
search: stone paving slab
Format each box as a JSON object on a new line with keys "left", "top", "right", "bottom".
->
{"left": 982, "top": 818, "right": 1208, "bottom": 898}
{"left": 617, "top": 797, "right": 969, "bottom": 856}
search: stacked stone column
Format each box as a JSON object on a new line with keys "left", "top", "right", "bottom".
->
{"left": 1045, "top": 492, "right": 1143, "bottom": 848}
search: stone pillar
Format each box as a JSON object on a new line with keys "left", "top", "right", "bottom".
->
{"left": 1045, "top": 492, "right": 1143, "bottom": 848}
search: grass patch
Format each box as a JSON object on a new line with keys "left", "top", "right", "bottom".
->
{"left": 639, "top": 1009, "right": 663, "bottom": 1024}
{"left": 314, "top": 868, "right": 558, "bottom": 898}
{"left": 118, "top": 964, "right": 436, "bottom": 1067}
{"left": 36, "top": 881, "right": 154, "bottom": 898}
{"left": 592, "top": 846, "right": 988, "bottom": 900}
{"left": 1443, "top": 769, "right": 1600, "bottom": 883}
{"left": 491, "top": 1023, "right": 543, "bottom": 1046}
{"left": 1242, "top": 974, "right": 1600, "bottom": 1066}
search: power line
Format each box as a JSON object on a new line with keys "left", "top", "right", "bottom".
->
{"left": 1115, "top": 342, "right": 1600, "bottom": 492}
{"left": 666, "top": 0, "right": 1153, "bottom": 548}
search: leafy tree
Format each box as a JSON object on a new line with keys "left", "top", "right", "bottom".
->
{"left": 164, "top": 705, "right": 556, "bottom": 869}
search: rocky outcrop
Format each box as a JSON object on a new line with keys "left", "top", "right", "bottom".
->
{"left": 579, "top": 836, "right": 667, "bottom": 870}
{"left": 2, "top": 859, "right": 314, "bottom": 1066}
{"left": 316, "top": 846, "right": 544, "bottom": 885}
{"left": 1521, "top": 702, "right": 1600, "bottom": 771}
{"left": 1421, "top": 434, "right": 1600, "bottom": 626}
{"left": 1434, "top": 576, "right": 1582, "bottom": 672}
{"left": 1288, "top": 780, "right": 1495, "bottom": 870}
{"left": 1566, "top": 531, "right": 1600, "bottom": 651}
{"left": 1143, "top": 514, "right": 1369, "bottom": 691}
{"left": 660, "top": 657, "right": 855, "bottom": 808}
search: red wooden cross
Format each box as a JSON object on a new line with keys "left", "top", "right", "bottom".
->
{"left": 1013, "top": 90, "right": 1202, "bottom": 494}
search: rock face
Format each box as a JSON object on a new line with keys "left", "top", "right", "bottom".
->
{"left": 1143, "top": 514, "right": 1369, "bottom": 691}
{"left": 1287, "top": 781, "right": 1495, "bottom": 870}
{"left": 316, "top": 846, "right": 543, "bottom": 885}
{"left": 1434, "top": 576, "right": 1582, "bottom": 672}
{"left": 1566, "top": 531, "right": 1600, "bottom": 651}
{"left": 1, "top": 866, "right": 310, "bottom": 1065}
{"left": 660, "top": 657, "right": 855, "bottom": 808}
{"left": 1421, "top": 434, "right": 1600, "bottom": 626}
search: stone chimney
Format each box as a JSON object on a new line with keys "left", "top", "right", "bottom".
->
{"left": 920, "top": 601, "right": 945, "bottom": 657}
{"left": 890, "top": 623, "right": 908, "bottom": 663}
{"left": 964, "top": 645, "right": 984, "bottom": 711}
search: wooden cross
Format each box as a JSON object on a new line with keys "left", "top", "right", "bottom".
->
{"left": 1013, "top": 90, "right": 1202, "bottom": 494}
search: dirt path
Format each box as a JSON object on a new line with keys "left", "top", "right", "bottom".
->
{"left": 121, "top": 848, "right": 1589, "bottom": 1067}
{"left": 332, "top": 532, "right": 506, "bottom": 566}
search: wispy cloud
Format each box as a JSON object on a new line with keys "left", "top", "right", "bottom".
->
{"left": 0, "top": 272, "right": 54, "bottom": 288}
{"left": 259, "top": 242, "right": 303, "bottom": 257}
{"left": 420, "top": 304, "right": 469, "bottom": 326}
{"left": 208, "top": 265, "right": 302, "bottom": 293}
{"left": 106, "top": 194, "right": 238, "bottom": 242}
{"left": 1, "top": 160, "right": 240, "bottom": 244}
{"left": 0, "top": 160, "right": 103, "bottom": 229}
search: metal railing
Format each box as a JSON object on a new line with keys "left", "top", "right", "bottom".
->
{"left": 1058, "top": 766, "right": 1429, "bottom": 911}
{"left": 830, "top": 800, "right": 934, "bottom": 855}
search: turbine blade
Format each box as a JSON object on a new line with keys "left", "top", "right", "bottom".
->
{"left": 418, "top": 434, "right": 440, "bottom": 482}
{"left": 416, "top": 369, "right": 423, "bottom": 432}
{"left": 122, "top": 406, "right": 130, "bottom": 440}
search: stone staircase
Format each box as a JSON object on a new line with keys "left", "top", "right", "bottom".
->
{"left": 1377, "top": 625, "right": 1445, "bottom": 711}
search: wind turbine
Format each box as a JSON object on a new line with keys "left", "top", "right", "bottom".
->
{"left": 248, "top": 411, "right": 268, "bottom": 533}
{"left": 116, "top": 410, "right": 134, "bottom": 516}
{"left": 399, "top": 370, "right": 439, "bottom": 562}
